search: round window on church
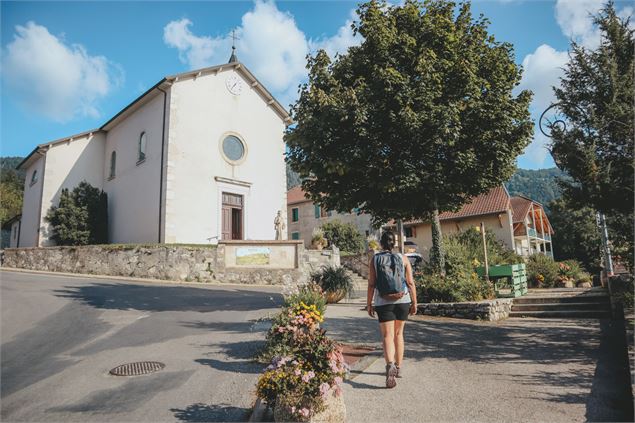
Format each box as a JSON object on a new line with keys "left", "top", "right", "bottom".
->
{"left": 222, "top": 135, "right": 245, "bottom": 163}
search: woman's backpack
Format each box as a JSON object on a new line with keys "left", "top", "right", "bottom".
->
{"left": 374, "top": 252, "right": 406, "bottom": 299}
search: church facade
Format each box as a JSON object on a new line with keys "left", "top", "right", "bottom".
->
{"left": 17, "top": 61, "right": 291, "bottom": 247}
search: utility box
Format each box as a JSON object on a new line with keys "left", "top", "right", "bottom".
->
{"left": 476, "top": 263, "right": 528, "bottom": 298}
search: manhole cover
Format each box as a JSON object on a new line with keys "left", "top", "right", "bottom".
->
{"left": 109, "top": 361, "right": 165, "bottom": 376}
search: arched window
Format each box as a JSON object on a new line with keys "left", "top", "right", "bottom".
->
{"left": 109, "top": 151, "right": 116, "bottom": 179}
{"left": 30, "top": 169, "right": 38, "bottom": 186}
{"left": 138, "top": 132, "right": 147, "bottom": 163}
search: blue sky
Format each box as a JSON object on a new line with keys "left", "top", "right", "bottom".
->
{"left": 1, "top": 0, "right": 633, "bottom": 169}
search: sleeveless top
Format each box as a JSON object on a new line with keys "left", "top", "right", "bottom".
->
{"left": 372, "top": 251, "right": 412, "bottom": 306}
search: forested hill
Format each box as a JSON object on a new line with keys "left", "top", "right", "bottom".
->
{"left": 505, "top": 167, "right": 566, "bottom": 206}
{"left": 288, "top": 165, "right": 566, "bottom": 207}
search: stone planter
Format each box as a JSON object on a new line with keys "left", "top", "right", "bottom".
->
{"left": 273, "top": 390, "right": 346, "bottom": 423}
{"left": 576, "top": 281, "right": 593, "bottom": 288}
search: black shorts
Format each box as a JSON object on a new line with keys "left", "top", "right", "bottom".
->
{"left": 375, "top": 303, "right": 411, "bottom": 322}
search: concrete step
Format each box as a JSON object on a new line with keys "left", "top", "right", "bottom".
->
{"left": 514, "top": 294, "right": 609, "bottom": 305}
{"left": 528, "top": 287, "right": 605, "bottom": 294}
{"left": 509, "top": 310, "right": 611, "bottom": 319}
{"left": 512, "top": 302, "right": 610, "bottom": 312}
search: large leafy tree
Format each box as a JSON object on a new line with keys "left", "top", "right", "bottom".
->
{"left": 286, "top": 0, "right": 533, "bottom": 272}
{"left": 46, "top": 181, "right": 108, "bottom": 246}
{"left": 549, "top": 3, "right": 633, "bottom": 269}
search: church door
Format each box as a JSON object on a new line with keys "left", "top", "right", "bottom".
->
{"left": 221, "top": 192, "right": 243, "bottom": 240}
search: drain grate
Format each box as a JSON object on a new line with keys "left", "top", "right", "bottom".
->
{"left": 109, "top": 361, "right": 165, "bottom": 376}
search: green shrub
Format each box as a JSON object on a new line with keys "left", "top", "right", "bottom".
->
{"left": 560, "top": 259, "right": 585, "bottom": 279}
{"left": 526, "top": 254, "right": 559, "bottom": 287}
{"left": 311, "top": 265, "right": 353, "bottom": 296}
{"left": 611, "top": 274, "right": 634, "bottom": 310}
{"left": 283, "top": 282, "right": 327, "bottom": 316}
{"left": 319, "top": 220, "right": 364, "bottom": 253}
{"left": 45, "top": 181, "right": 108, "bottom": 246}
{"left": 416, "top": 271, "right": 494, "bottom": 303}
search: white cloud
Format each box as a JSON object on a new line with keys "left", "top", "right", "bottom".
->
{"left": 556, "top": 0, "right": 604, "bottom": 48}
{"left": 163, "top": 19, "right": 223, "bottom": 70}
{"left": 519, "top": 127, "right": 552, "bottom": 168}
{"left": 555, "top": 0, "right": 634, "bottom": 48}
{"left": 518, "top": 44, "right": 569, "bottom": 113}
{"left": 163, "top": 1, "right": 360, "bottom": 108}
{"left": 309, "top": 10, "right": 362, "bottom": 59}
{"left": 1, "top": 21, "right": 122, "bottom": 122}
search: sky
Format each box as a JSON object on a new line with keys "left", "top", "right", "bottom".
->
{"left": 1, "top": 0, "right": 633, "bottom": 170}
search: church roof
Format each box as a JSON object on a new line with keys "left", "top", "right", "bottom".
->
{"left": 18, "top": 62, "right": 292, "bottom": 170}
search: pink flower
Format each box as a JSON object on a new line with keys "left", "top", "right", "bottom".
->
{"left": 294, "top": 369, "right": 301, "bottom": 376}
{"left": 299, "top": 408, "right": 310, "bottom": 417}
{"left": 302, "top": 373, "right": 311, "bottom": 382}
{"left": 334, "top": 376, "right": 343, "bottom": 385}
{"left": 319, "top": 382, "right": 330, "bottom": 397}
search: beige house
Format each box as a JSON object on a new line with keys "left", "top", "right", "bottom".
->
{"left": 16, "top": 56, "right": 290, "bottom": 247}
{"left": 286, "top": 186, "right": 376, "bottom": 248}
{"left": 402, "top": 186, "right": 554, "bottom": 259}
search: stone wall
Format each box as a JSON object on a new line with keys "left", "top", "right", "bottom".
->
{"left": 1, "top": 241, "right": 340, "bottom": 287}
{"left": 417, "top": 299, "right": 513, "bottom": 321}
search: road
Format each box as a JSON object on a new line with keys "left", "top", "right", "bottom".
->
{"left": 0, "top": 270, "right": 283, "bottom": 422}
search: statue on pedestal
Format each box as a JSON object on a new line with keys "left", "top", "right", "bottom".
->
{"left": 274, "top": 210, "right": 286, "bottom": 240}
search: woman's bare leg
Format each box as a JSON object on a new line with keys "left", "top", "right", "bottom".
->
{"left": 393, "top": 320, "right": 406, "bottom": 367}
{"left": 379, "top": 321, "right": 395, "bottom": 364}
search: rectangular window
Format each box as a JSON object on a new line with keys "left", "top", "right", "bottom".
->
{"left": 292, "top": 208, "right": 299, "bottom": 222}
{"left": 291, "top": 232, "right": 300, "bottom": 240}
{"left": 314, "top": 205, "right": 321, "bottom": 219}
{"left": 404, "top": 227, "right": 416, "bottom": 238}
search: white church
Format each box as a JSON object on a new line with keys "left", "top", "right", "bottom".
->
{"left": 13, "top": 52, "right": 291, "bottom": 248}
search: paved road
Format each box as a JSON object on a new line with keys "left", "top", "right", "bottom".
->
{"left": 324, "top": 301, "right": 634, "bottom": 422}
{"left": 0, "top": 270, "right": 283, "bottom": 422}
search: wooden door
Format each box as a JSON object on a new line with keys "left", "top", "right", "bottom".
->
{"left": 221, "top": 206, "right": 232, "bottom": 240}
{"left": 221, "top": 192, "right": 244, "bottom": 240}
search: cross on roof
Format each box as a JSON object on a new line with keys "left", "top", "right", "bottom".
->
{"left": 228, "top": 29, "right": 239, "bottom": 63}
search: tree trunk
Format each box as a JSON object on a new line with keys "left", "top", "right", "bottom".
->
{"left": 430, "top": 207, "right": 445, "bottom": 275}
{"left": 397, "top": 219, "right": 404, "bottom": 253}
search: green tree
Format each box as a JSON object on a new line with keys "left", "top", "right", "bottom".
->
{"left": 548, "top": 198, "right": 602, "bottom": 273}
{"left": 319, "top": 220, "right": 365, "bottom": 253}
{"left": 46, "top": 181, "right": 108, "bottom": 245}
{"left": 549, "top": 3, "right": 633, "bottom": 266}
{"left": 0, "top": 157, "right": 26, "bottom": 225}
{"left": 286, "top": 0, "right": 533, "bottom": 273}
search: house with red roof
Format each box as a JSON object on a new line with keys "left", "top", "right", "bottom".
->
{"left": 287, "top": 185, "right": 554, "bottom": 258}
{"left": 402, "top": 186, "right": 554, "bottom": 259}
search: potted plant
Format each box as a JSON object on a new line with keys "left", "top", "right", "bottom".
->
{"left": 311, "top": 228, "right": 327, "bottom": 250}
{"left": 311, "top": 265, "right": 353, "bottom": 304}
{"left": 256, "top": 301, "right": 348, "bottom": 422}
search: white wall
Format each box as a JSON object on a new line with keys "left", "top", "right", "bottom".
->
{"left": 18, "top": 156, "right": 45, "bottom": 247}
{"left": 164, "top": 68, "right": 287, "bottom": 243}
{"left": 39, "top": 132, "right": 106, "bottom": 246}
{"left": 103, "top": 93, "right": 166, "bottom": 244}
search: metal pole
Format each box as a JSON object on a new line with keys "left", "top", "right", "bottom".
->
{"left": 597, "top": 212, "right": 614, "bottom": 276}
{"left": 480, "top": 222, "right": 489, "bottom": 280}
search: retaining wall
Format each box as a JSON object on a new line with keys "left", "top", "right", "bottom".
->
{"left": 418, "top": 299, "right": 514, "bottom": 321}
{"left": 1, "top": 241, "right": 339, "bottom": 287}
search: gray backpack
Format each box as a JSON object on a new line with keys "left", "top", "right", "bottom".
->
{"left": 374, "top": 252, "right": 406, "bottom": 297}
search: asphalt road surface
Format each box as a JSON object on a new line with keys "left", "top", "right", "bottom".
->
{"left": 0, "top": 270, "right": 283, "bottom": 422}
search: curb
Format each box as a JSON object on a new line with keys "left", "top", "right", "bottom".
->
{"left": 0, "top": 267, "right": 285, "bottom": 290}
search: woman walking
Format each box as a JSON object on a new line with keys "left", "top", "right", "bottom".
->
{"left": 367, "top": 230, "right": 417, "bottom": 388}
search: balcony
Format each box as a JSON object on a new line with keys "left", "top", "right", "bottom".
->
{"left": 516, "top": 227, "right": 552, "bottom": 241}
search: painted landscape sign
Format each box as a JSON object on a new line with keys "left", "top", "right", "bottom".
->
{"left": 236, "top": 246, "right": 271, "bottom": 265}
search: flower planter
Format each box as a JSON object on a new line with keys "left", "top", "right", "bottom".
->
{"left": 324, "top": 290, "right": 347, "bottom": 304}
{"left": 273, "top": 389, "right": 346, "bottom": 423}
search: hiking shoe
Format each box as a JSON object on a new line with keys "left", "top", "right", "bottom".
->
{"left": 396, "top": 366, "right": 402, "bottom": 378}
{"left": 385, "top": 363, "right": 397, "bottom": 388}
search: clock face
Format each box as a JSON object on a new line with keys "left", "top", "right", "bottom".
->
{"left": 226, "top": 74, "right": 243, "bottom": 95}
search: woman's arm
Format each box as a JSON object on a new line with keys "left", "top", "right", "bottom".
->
{"left": 402, "top": 255, "right": 418, "bottom": 315}
{"left": 367, "top": 255, "right": 376, "bottom": 317}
